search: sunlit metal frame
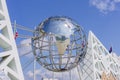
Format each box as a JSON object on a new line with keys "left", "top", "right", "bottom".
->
{"left": 32, "top": 16, "right": 87, "bottom": 72}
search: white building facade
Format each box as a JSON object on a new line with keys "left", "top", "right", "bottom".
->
{"left": 80, "top": 31, "right": 120, "bottom": 80}
{"left": 0, "top": 0, "right": 24, "bottom": 80}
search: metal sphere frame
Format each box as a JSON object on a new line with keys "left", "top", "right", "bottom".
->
{"left": 32, "top": 16, "right": 87, "bottom": 72}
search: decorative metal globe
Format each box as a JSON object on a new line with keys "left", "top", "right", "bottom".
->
{"left": 32, "top": 16, "right": 87, "bottom": 72}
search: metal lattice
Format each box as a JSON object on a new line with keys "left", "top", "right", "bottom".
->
{"left": 32, "top": 16, "right": 87, "bottom": 72}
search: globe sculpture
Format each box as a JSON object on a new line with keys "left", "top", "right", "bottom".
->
{"left": 32, "top": 16, "right": 87, "bottom": 72}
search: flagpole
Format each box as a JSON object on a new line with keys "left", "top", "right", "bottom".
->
{"left": 14, "top": 20, "right": 19, "bottom": 39}
{"left": 14, "top": 20, "right": 16, "bottom": 35}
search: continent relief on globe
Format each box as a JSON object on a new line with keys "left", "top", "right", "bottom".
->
{"left": 55, "top": 36, "right": 70, "bottom": 55}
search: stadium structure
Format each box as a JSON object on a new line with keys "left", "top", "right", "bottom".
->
{"left": 0, "top": 0, "right": 120, "bottom": 80}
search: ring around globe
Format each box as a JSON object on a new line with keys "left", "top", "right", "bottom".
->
{"left": 32, "top": 16, "right": 87, "bottom": 72}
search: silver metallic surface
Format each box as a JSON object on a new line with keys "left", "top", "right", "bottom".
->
{"left": 41, "top": 16, "right": 75, "bottom": 38}
{"left": 32, "top": 16, "right": 87, "bottom": 72}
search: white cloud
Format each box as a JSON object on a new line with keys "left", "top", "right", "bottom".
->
{"left": 27, "top": 69, "right": 44, "bottom": 78}
{"left": 90, "top": 0, "right": 120, "bottom": 13}
{"left": 18, "top": 38, "right": 33, "bottom": 57}
{"left": 26, "top": 66, "right": 81, "bottom": 80}
{"left": 18, "top": 37, "right": 49, "bottom": 58}
{"left": 27, "top": 70, "right": 33, "bottom": 78}
{"left": 26, "top": 68, "right": 51, "bottom": 79}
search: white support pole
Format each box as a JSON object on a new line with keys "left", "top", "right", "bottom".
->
{"left": 52, "top": 72, "right": 55, "bottom": 80}
{"left": 62, "top": 72, "right": 63, "bottom": 80}
{"left": 77, "top": 65, "right": 82, "bottom": 80}
{"left": 33, "top": 58, "right": 36, "bottom": 80}
{"left": 69, "top": 70, "right": 71, "bottom": 80}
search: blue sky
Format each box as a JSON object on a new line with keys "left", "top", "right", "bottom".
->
{"left": 6, "top": 0, "right": 120, "bottom": 55}
{"left": 5, "top": 0, "right": 120, "bottom": 79}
